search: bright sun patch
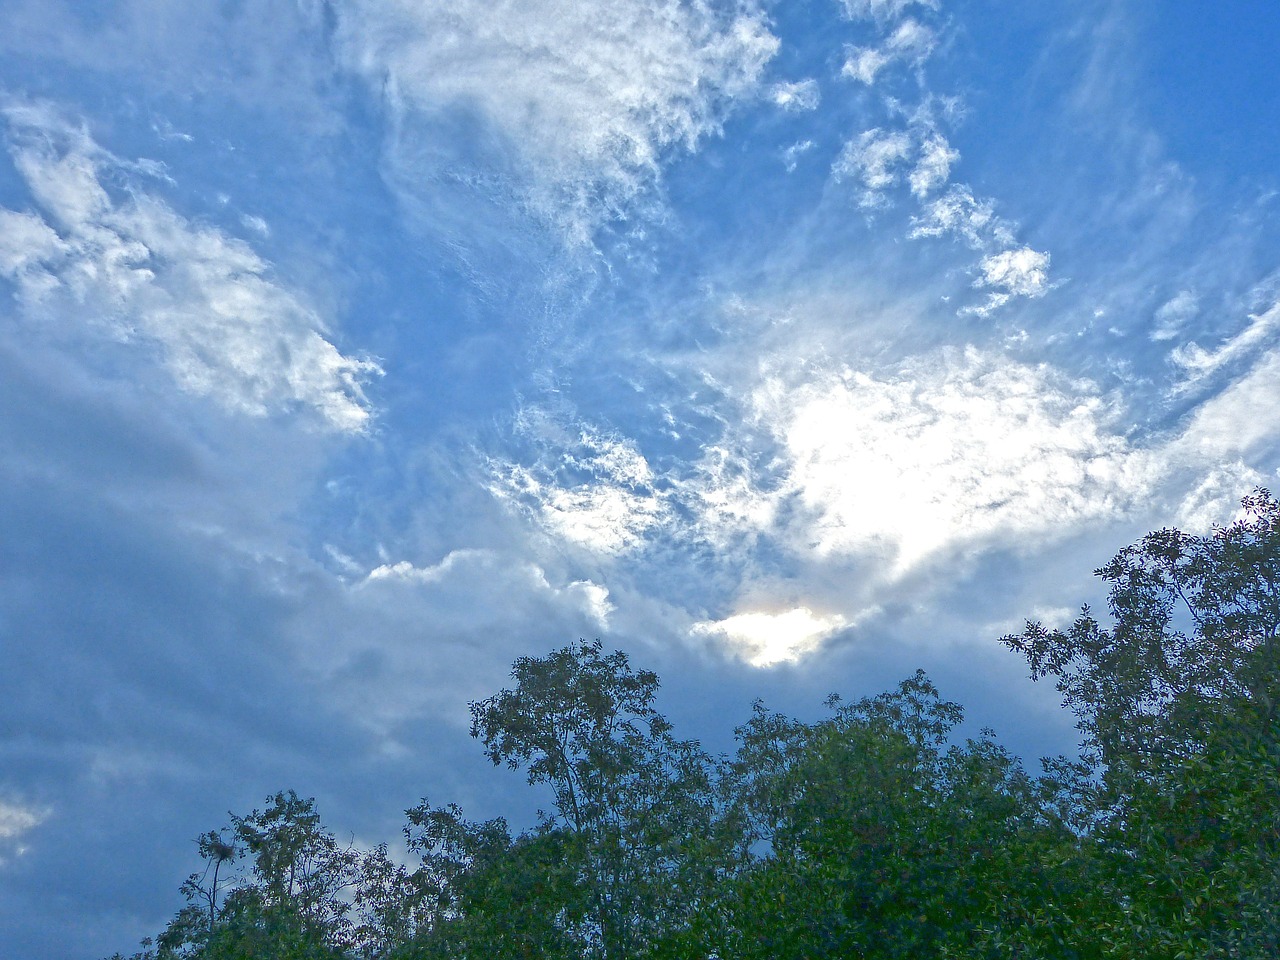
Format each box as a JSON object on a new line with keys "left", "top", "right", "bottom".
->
{"left": 692, "top": 607, "right": 850, "bottom": 667}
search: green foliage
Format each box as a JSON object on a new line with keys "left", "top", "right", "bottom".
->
{"left": 1004, "top": 489, "right": 1280, "bottom": 958}
{"left": 394, "top": 803, "right": 582, "bottom": 959}
{"left": 135, "top": 791, "right": 359, "bottom": 960}
{"left": 715, "top": 672, "right": 1100, "bottom": 960}
{"left": 111, "top": 495, "right": 1280, "bottom": 959}
{"left": 469, "top": 639, "right": 724, "bottom": 959}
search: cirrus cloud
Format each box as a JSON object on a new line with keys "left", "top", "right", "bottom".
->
{"left": 330, "top": 0, "right": 779, "bottom": 243}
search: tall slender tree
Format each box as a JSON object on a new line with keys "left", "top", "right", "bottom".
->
{"left": 468, "top": 640, "right": 723, "bottom": 960}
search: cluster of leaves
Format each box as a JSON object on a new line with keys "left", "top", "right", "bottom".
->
{"left": 112, "top": 493, "right": 1280, "bottom": 959}
{"left": 1004, "top": 489, "right": 1280, "bottom": 958}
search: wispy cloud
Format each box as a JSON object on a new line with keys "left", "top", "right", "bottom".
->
{"left": 1180, "top": 341, "right": 1280, "bottom": 459}
{"left": 832, "top": 127, "right": 915, "bottom": 204}
{"left": 910, "top": 185, "right": 1015, "bottom": 247}
{"left": 841, "top": 18, "right": 936, "bottom": 84}
{"left": 486, "top": 410, "right": 672, "bottom": 558}
{"left": 1151, "top": 289, "right": 1199, "bottom": 341}
{"left": 909, "top": 132, "right": 960, "bottom": 197}
{"left": 965, "top": 247, "right": 1053, "bottom": 316}
{"left": 769, "top": 79, "right": 822, "bottom": 112}
{"left": 1170, "top": 298, "right": 1280, "bottom": 390}
{"left": 331, "top": 0, "right": 778, "bottom": 244}
{"left": 831, "top": 112, "right": 958, "bottom": 206}
{"left": 782, "top": 139, "right": 816, "bottom": 172}
{"left": 0, "top": 799, "right": 46, "bottom": 863}
{"left": 839, "top": 0, "right": 940, "bottom": 23}
{"left": 826, "top": 0, "right": 1054, "bottom": 318}
{"left": 0, "top": 103, "right": 380, "bottom": 431}
{"left": 834, "top": 122, "right": 1050, "bottom": 313}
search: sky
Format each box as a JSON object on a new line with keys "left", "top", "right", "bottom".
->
{"left": 2, "top": 0, "right": 1279, "bottom": 955}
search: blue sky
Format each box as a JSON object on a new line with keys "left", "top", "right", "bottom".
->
{"left": 2, "top": 1, "right": 1279, "bottom": 955}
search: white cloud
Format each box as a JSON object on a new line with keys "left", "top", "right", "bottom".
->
{"left": 770, "top": 79, "right": 821, "bottom": 112}
{"left": 700, "top": 348, "right": 1152, "bottom": 571}
{"left": 908, "top": 186, "right": 1051, "bottom": 315}
{"left": 842, "top": 47, "right": 892, "bottom": 85}
{"left": 965, "top": 246, "right": 1052, "bottom": 315}
{"left": 826, "top": 0, "right": 1051, "bottom": 319}
{"left": 910, "top": 186, "right": 1006, "bottom": 246}
{"left": 908, "top": 133, "right": 959, "bottom": 197}
{"left": 331, "top": 0, "right": 778, "bottom": 243}
{"left": 239, "top": 213, "right": 270, "bottom": 237}
{"left": 832, "top": 128, "right": 914, "bottom": 205}
{"left": 0, "top": 800, "right": 45, "bottom": 841}
{"left": 681, "top": 443, "right": 780, "bottom": 551}
{"left": 842, "top": 18, "right": 936, "bottom": 84}
{"left": 839, "top": 0, "right": 939, "bottom": 22}
{"left": 782, "top": 139, "right": 815, "bottom": 172}
{"left": 367, "top": 550, "right": 614, "bottom": 628}
{"left": 0, "top": 209, "right": 66, "bottom": 300}
{"left": 1152, "top": 289, "right": 1198, "bottom": 341}
{"left": 1172, "top": 461, "right": 1265, "bottom": 533}
{"left": 0, "top": 103, "right": 380, "bottom": 431}
{"left": 832, "top": 127, "right": 1049, "bottom": 318}
{"left": 487, "top": 416, "right": 672, "bottom": 557}
{"left": 1170, "top": 299, "right": 1280, "bottom": 388}
{"left": 494, "top": 347, "right": 1160, "bottom": 581}
{"left": 834, "top": 125, "right": 957, "bottom": 206}
{"left": 0, "top": 799, "right": 47, "bottom": 863}
{"left": 1180, "top": 344, "right": 1280, "bottom": 457}
{"left": 691, "top": 606, "right": 849, "bottom": 667}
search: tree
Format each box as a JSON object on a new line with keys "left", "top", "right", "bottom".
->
{"left": 1003, "top": 490, "right": 1280, "bottom": 958}
{"left": 350, "top": 842, "right": 428, "bottom": 959}
{"left": 468, "top": 640, "right": 724, "bottom": 959}
{"left": 391, "top": 800, "right": 582, "bottom": 959}
{"left": 717, "top": 672, "right": 1098, "bottom": 960}
{"left": 234, "top": 790, "right": 359, "bottom": 941}
{"left": 142, "top": 791, "right": 357, "bottom": 960}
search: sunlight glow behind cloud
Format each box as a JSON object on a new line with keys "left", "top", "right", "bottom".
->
{"left": 714, "top": 347, "right": 1154, "bottom": 569}
{"left": 691, "top": 607, "right": 850, "bottom": 667}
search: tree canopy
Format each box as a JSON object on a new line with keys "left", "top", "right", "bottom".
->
{"left": 111, "top": 492, "right": 1280, "bottom": 960}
